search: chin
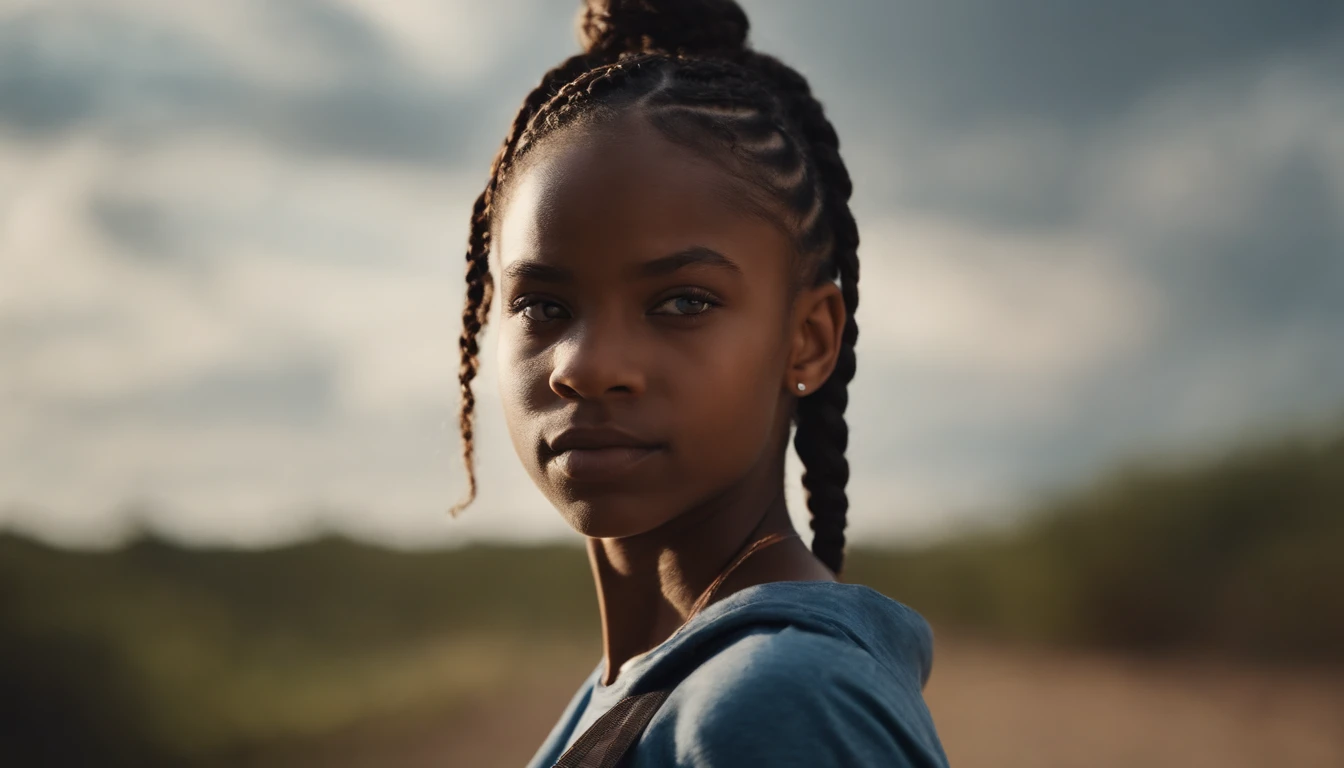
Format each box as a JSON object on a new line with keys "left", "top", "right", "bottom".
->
{"left": 555, "top": 496, "right": 675, "bottom": 540}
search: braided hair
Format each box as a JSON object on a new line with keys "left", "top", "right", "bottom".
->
{"left": 448, "top": 0, "right": 860, "bottom": 576}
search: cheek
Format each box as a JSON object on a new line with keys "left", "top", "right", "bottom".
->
{"left": 673, "top": 320, "right": 785, "bottom": 466}
{"left": 496, "top": 331, "right": 548, "bottom": 443}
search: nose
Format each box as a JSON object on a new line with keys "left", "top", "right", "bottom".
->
{"left": 549, "top": 316, "right": 646, "bottom": 400}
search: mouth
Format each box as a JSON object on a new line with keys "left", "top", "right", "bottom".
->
{"left": 544, "top": 426, "right": 664, "bottom": 482}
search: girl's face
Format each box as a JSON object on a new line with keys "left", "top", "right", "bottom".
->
{"left": 492, "top": 115, "right": 800, "bottom": 539}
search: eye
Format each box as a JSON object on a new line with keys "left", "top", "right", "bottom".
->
{"left": 651, "top": 290, "right": 720, "bottom": 317}
{"left": 512, "top": 299, "right": 569, "bottom": 323}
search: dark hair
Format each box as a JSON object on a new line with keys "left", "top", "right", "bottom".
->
{"left": 449, "top": 0, "right": 859, "bottom": 575}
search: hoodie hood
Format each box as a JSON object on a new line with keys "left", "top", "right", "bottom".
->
{"left": 586, "top": 579, "right": 935, "bottom": 706}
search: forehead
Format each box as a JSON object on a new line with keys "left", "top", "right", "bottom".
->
{"left": 491, "top": 116, "right": 793, "bottom": 277}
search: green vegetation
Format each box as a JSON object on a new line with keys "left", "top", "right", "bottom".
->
{"left": 0, "top": 538, "right": 600, "bottom": 766}
{"left": 849, "top": 426, "right": 1344, "bottom": 660}
{"left": 1, "top": 421, "right": 1340, "bottom": 763}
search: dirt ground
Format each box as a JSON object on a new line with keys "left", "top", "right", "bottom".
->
{"left": 261, "top": 639, "right": 1344, "bottom": 767}
{"left": 923, "top": 639, "right": 1344, "bottom": 768}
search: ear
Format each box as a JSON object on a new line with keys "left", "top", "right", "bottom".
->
{"left": 786, "top": 280, "right": 846, "bottom": 396}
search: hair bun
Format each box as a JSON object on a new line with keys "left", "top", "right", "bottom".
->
{"left": 576, "top": 0, "right": 750, "bottom": 58}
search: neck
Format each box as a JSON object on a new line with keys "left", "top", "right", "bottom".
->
{"left": 586, "top": 460, "right": 836, "bottom": 686}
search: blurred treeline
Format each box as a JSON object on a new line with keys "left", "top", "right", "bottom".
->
{"left": 848, "top": 424, "right": 1344, "bottom": 661}
{"left": 0, "top": 540, "right": 599, "bottom": 766}
{"left": 1, "top": 422, "right": 1341, "bottom": 765}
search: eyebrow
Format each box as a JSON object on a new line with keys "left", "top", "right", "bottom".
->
{"left": 636, "top": 245, "right": 744, "bottom": 279}
{"left": 503, "top": 260, "right": 570, "bottom": 283}
{"left": 502, "top": 245, "right": 743, "bottom": 284}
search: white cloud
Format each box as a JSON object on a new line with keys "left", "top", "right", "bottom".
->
{"left": 1087, "top": 49, "right": 1344, "bottom": 243}
{"left": 1, "top": 2, "right": 1341, "bottom": 550}
{"left": 859, "top": 214, "right": 1154, "bottom": 384}
{"left": 332, "top": 0, "right": 540, "bottom": 81}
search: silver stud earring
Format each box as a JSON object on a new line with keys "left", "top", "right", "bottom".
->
{"left": 796, "top": 382, "right": 806, "bottom": 392}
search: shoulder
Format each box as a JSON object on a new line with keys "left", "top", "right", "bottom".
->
{"left": 642, "top": 625, "right": 947, "bottom": 767}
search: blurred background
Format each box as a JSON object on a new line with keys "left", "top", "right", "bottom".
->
{"left": 2, "top": 0, "right": 1342, "bottom": 765}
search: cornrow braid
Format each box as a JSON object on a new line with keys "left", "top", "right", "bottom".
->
{"left": 449, "top": 1, "right": 860, "bottom": 577}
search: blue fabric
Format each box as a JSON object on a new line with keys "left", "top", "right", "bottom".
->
{"left": 524, "top": 580, "right": 949, "bottom": 767}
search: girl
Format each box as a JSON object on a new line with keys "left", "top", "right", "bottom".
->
{"left": 450, "top": 1, "right": 949, "bottom": 765}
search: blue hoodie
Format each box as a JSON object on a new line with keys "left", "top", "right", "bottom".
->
{"left": 524, "top": 580, "right": 950, "bottom": 767}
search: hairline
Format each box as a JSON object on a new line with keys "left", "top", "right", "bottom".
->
{"left": 491, "top": 108, "right": 807, "bottom": 288}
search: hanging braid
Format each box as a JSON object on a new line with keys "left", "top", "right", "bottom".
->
{"left": 739, "top": 51, "right": 861, "bottom": 578}
{"left": 448, "top": 0, "right": 860, "bottom": 576}
{"left": 447, "top": 49, "right": 612, "bottom": 517}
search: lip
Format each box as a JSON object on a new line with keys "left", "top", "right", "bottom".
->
{"left": 545, "top": 426, "right": 664, "bottom": 482}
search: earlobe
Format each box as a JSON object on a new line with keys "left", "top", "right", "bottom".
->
{"left": 786, "top": 282, "right": 846, "bottom": 395}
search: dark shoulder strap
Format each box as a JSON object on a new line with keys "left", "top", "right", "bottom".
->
{"left": 552, "top": 689, "right": 672, "bottom": 768}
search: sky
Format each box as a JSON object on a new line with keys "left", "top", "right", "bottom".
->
{"left": 1, "top": 0, "right": 1342, "bottom": 549}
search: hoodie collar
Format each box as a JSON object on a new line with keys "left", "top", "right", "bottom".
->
{"left": 589, "top": 580, "right": 933, "bottom": 704}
